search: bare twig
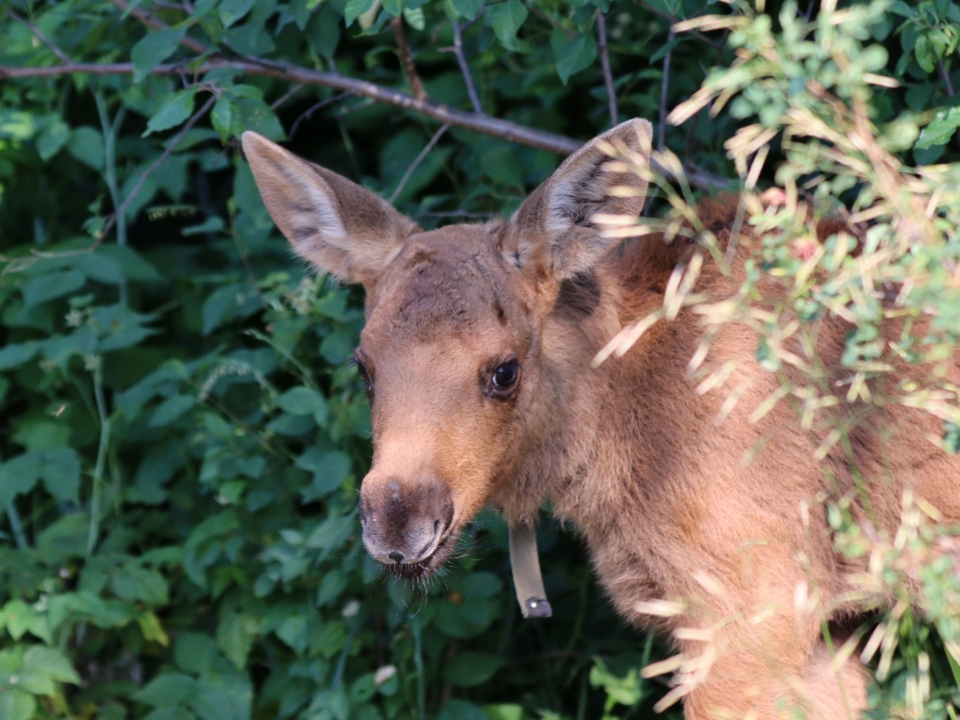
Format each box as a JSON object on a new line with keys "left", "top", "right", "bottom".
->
{"left": 270, "top": 82, "right": 304, "bottom": 110}
{"left": 95, "top": 94, "right": 217, "bottom": 245}
{"left": 389, "top": 124, "right": 449, "bottom": 203}
{"left": 633, "top": 0, "right": 722, "bottom": 49}
{"left": 658, "top": 28, "right": 675, "bottom": 153}
{"left": 2, "top": 61, "right": 728, "bottom": 189}
{"left": 288, "top": 91, "right": 351, "bottom": 141}
{"left": 939, "top": 60, "right": 956, "bottom": 98}
{"left": 6, "top": 7, "right": 73, "bottom": 63}
{"left": 394, "top": 17, "right": 427, "bottom": 102}
{"left": 450, "top": 21, "right": 483, "bottom": 114}
{"left": 597, "top": 12, "right": 617, "bottom": 128}
{"left": 0, "top": 60, "right": 581, "bottom": 154}
{"left": 530, "top": 6, "right": 575, "bottom": 39}
{"left": 110, "top": 0, "right": 208, "bottom": 54}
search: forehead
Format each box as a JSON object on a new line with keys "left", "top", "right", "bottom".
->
{"left": 364, "top": 224, "right": 528, "bottom": 342}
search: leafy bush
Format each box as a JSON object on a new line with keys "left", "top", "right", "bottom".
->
{"left": 0, "top": 0, "right": 958, "bottom": 719}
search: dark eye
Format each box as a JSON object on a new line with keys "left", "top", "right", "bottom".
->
{"left": 355, "top": 358, "right": 373, "bottom": 394}
{"left": 492, "top": 359, "right": 519, "bottom": 389}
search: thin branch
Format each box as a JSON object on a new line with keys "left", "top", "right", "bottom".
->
{"left": 939, "top": 60, "right": 955, "bottom": 98}
{"left": 110, "top": 0, "right": 208, "bottom": 54}
{"left": 96, "top": 93, "right": 217, "bottom": 244}
{"left": 389, "top": 124, "right": 449, "bottom": 203}
{"left": 6, "top": 7, "right": 73, "bottom": 63}
{"left": 597, "top": 12, "right": 617, "bottom": 128}
{"left": 1, "top": 61, "right": 728, "bottom": 189}
{"left": 394, "top": 17, "right": 427, "bottom": 102}
{"left": 270, "top": 82, "right": 304, "bottom": 110}
{"left": 633, "top": 0, "right": 722, "bottom": 49}
{"left": 529, "top": 6, "right": 575, "bottom": 39}
{"left": 658, "top": 28, "right": 675, "bottom": 153}
{"left": 450, "top": 21, "right": 483, "bottom": 114}
{"left": 288, "top": 91, "right": 351, "bottom": 141}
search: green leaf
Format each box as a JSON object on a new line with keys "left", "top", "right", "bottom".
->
{"left": 554, "top": 30, "right": 597, "bottom": 84}
{"left": 68, "top": 126, "right": 104, "bottom": 170}
{"left": 232, "top": 97, "right": 284, "bottom": 141}
{"left": 307, "top": 5, "right": 341, "bottom": 58}
{"left": 217, "top": 611, "right": 259, "bottom": 669}
{"left": 488, "top": 0, "right": 527, "bottom": 51}
{"left": 345, "top": 0, "right": 376, "bottom": 26}
{"left": 296, "top": 448, "right": 351, "bottom": 501}
{"left": 317, "top": 568, "right": 346, "bottom": 606}
{"left": 23, "top": 270, "right": 86, "bottom": 307}
{"left": 133, "top": 672, "right": 197, "bottom": 707}
{"left": 212, "top": 97, "right": 235, "bottom": 141}
{"left": 38, "top": 447, "right": 82, "bottom": 503}
{"left": 37, "top": 117, "right": 71, "bottom": 161}
{"left": 182, "top": 217, "right": 225, "bottom": 236}
{"left": 92, "top": 304, "right": 160, "bottom": 352}
{"left": 0, "top": 690, "right": 36, "bottom": 720}
{"left": 0, "top": 342, "right": 40, "bottom": 371}
{"left": 131, "top": 27, "right": 187, "bottom": 82}
{"left": 451, "top": 0, "right": 483, "bottom": 20}
{"left": 305, "top": 515, "right": 354, "bottom": 551}
{"left": 945, "top": 422, "right": 960, "bottom": 454}
{"left": 403, "top": 7, "right": 425, "bottom": 29}
{"left": 277, "top": 387, "right": 328, "bottom": 422}
{"left": 0, "top": 110, "right": 36, "bottom": 140}
{"left": 144, "top": 90, "right": 197, "bottom": 136}
{"left": 189, "top": 670, "right": 252, "bottom": 720}
{"left": 0, "top": 599, "right": 49, "bottom": 642}
{"left": 217, "top": 0, "right": 255, "bottom": 27}
{"left": 22, "top": 646, "right": 80, "bottom": 684}
{"left": 480, "top": 144, "right": 523, "bottom": 187}
{"left": 150, "top": 395, "right": 196, "bottom": 427}
{"left": 916, "top": 107, "right": 960, "bottom": 149}
{"left": 0, "top": 454, "right": 41, "bottom": 509}
{"left": 112, "top": 563, "right": 170, "bottom": 605}
{"left": 175, "top": 632, "right": 219, "bottom": 674}
{"left": 226, "top": 23, "right": 275, "bottom": 54}
{"left": 437, "top": 700, "right": 488, "bottom": 720}
{"left": 444, "top": 652, "right": 504, "bottom": 686}
{"left": 481, "top": 704, "right": 526, "bottom": 720}
{"left": 202, "top": 283, "right": 262, "bottom": 334}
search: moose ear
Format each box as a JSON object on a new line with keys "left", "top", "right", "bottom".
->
{"left": 506, "top": 118, "right": 653, "bottom": 281}
{"left": 241, "top": 131, "right": 418, "bottom": 288}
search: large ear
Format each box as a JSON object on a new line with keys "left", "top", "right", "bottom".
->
{"left": 505, "top": 118, "right": 653, "bottom": 281}
{"left": 241, "top": 131, "right": 419, "bottom": 288}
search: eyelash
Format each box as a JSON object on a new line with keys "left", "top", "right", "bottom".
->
{"left": 352, "top": 356, "right": 373, "bottom": 394}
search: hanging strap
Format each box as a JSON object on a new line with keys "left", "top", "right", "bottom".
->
{"left": 508, "top": 518, "right": 552, "bottom": 619}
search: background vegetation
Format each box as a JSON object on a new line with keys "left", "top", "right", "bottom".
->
{"left": 0, "top": 0, "right": 958, "bottom": 718}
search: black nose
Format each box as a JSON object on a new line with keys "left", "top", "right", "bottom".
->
{"left": 360, "top": 475, "right": 454, "bottom": 566}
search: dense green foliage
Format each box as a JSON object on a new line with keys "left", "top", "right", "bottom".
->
{"left": 0, "top": 0, "right": 959, "bottom": 718}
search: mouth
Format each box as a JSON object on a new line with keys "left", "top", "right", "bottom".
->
{"left": 386, "top": 529, "right": 458, "bottom": 580}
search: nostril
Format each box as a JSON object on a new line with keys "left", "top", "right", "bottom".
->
{"left": 434, "top": 519, "right": 441, "bottom": 534}
{"left": 388, "top": 551, "right": 404, "bottom": 564}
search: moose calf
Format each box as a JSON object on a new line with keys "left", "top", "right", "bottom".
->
{"left": 243, "top": 119, "right": 960, "bottom": 719}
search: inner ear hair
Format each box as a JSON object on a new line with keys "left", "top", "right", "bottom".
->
{"left": 508, "top": 118, "right": 653, "bottom": 281}
{"left": 543, "top": 118, "right": 653, "bottom": 234}
{"left": 241, "top": 131, "right": 418, "bottom": 288}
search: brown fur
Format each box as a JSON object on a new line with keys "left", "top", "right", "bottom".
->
{"left": 242, "top": 122, "right": 960, "bottom": 719}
